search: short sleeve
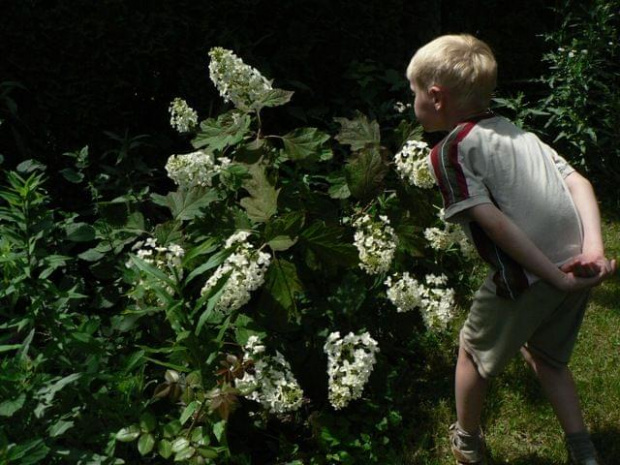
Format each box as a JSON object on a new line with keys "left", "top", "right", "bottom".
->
{"left": 429, "top": 132, "right": 492, "bottom": 222}
{"left": 550, "top": 149, "right": 575, "bottom": 179}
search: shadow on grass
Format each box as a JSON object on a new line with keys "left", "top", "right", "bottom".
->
{"left": 593, "top": 426, "right": 620, "bottom": 464}
{"left": 488, "top": 454, "right": 561, "bottom": 465}
{"left": 590, "top": 279, "right": 620, "bottom": 313}
{"left": 485, "top": 426, "right": 620, "bottom": 465}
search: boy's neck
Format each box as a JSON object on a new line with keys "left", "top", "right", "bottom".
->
{"left": 445, "top": 106, "right": 492, "bottom": 129}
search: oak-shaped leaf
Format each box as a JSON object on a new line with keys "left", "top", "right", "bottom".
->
{"left": 192, "top": 112, "right": 251, "bottom": 152}
{"left": 281, "top": 127, "right": 332, "bottom": 162}
{"left": 344, "top": 146, "right": 389, "bottom": 201}
{"left": 239, "top": 161, "right": 279, "bottom": 223}
{"left": 151, "top": 187, "right": 220, "bottom": 221}
{"left": 334, "top": 112, "right": 381, "bottom": 150}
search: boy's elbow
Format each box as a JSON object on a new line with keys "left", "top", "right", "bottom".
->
{"left": 566, "top": 171, "right": 593, "bottom": 192}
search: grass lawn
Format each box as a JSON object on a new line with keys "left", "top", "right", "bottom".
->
{"left": 402, "top": 214, "right": 620, "bottom": 464}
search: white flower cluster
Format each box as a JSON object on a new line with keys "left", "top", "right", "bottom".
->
{"left": 324, "top": 331, "right": 379, "bottom": 410}
{"left": 168, "top": 98, "right": 198, "bottom": 133}
{"left": 394, "top": 139, "right": 435, "bottom": 189}
{"left": 208, "top": 47, "right": 273, "bottom": 112}
{"left": 385, "top": 272, "right": 456, "bottom": 331}
{"left": 235, "top": 336, "right": 304, "bottom": 414}
{"left": 353, "top": 215, "right": 398, "bottom": 275}
{"left": 165, "top": 150, "right": 231, "bottom": 190}
{"left": 200, "top": 231, "right": 271, "bottom": 314}
{"left": 423, "top": 209, "right": 477, "bottom": 260}
{"left": 128, "top": 237, "right": 185, "bottom": 274}
{"left": 394, "top": 101, "right": 412, "bottom": 114}
{"left": 126, "top": 238, "right": 185, "bottom": 303}
{"left": 557, "top": 47, "right": 589, "bottom": 59}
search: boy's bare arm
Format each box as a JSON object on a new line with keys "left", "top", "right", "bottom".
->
{"left": 561, "top": 171, "right": 615, "bottom": 277}
{"left": 461, "top": 203, "right": 614, "bottom": 292}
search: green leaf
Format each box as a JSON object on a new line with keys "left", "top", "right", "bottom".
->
{"left": 0, "top": 344, "right": 22, "bottom": 354}
{"left": 261, "top": 258, "right": 303, "bottom": 317}
{"left": 183, "top": 238, "right": 218, "bottom": 263}
{"left": 116, "top": 425, "right": 141, "bottom": 442}
{"left": 159, "top": 439, "right": 173, "bottom": 459}
{"left": 17, "top": 329, "right": 35, "bottom": 363}
{"left": 37, "top": 373, "right": 82, "bottom": 398}
{"left": 138, "top": 433, "right": 156, "bottom": 456}
{"left": 187, "top": 426, "right": 205, "bottom": 446}
{"left": 212, "top": 420, "right": 226, "bottom": 443}
{"left": 239, "top": 161, "right": 279, "bottom": 223}
{"left": 0, "top": 393, "right": 26, "bottom": 417}
{"left": 186, "top": 247, "right": 232, "bottom": 284}
{"left": 151, "top": 187, "right": 220, "bottom": 221}
{"left": 60, "top": 168, "right": 84, "bottom": 184}
{"left": 48, "top": 419, "right": 75, "bottom": 438}
{"left": 180, "top": 400, "right": 199, "bottom": 425}
{"left": 344, "top": 146, "right": 388, "bottom": 201}
{"left": 7, "top": 438, "right": 50, "bottom": 464}
{"left": 171, "top": 437, "right": 191, "bottom": 453}
{"left": 264, "top": 210, "right": 305, "bottom": 240}
{"left": 300, "top": 221, "right": 358, "bottom": 267}
{"left": 16, "top": 159, "right": 46, "bottom": 174}
{"left": 267, "top": 235, "right": 297, "bottom": 251}
{"left": 65, "top": 222, "right": 96, "bottom": 242}
{"left": 195, "top": 274, "right": 231, "bottom": 335}
{"left": 140, "top": 411, "right": 157, "bottom": 433}
{"left": 174, "top": 446, "right": 196, "bottom": 462}
{"left": 393, "top": 119, "right": 424, "bottom": 148}
{"left": 192, "top": 113, "right": 251, "bottom": 151}
{"left": 197, "top": 447, "right": 220, "bottom": 459}
{"left": 326, "top": 173, "right": 351, "bottom": 199}
{"left": 163, "top": 420, "right": 183, "bottom": 439}
{"left": 78, "top": 248, "right": 106, "bottom": 262}
{"left": 253, "top": 88, "right": 294, "bottom": 109}
{"left": 128, "top": 255, "right": 175, "bottom": 287}
{"left": 234, "top": 314, "right": 267, "bottom": 346}
{"left": 281, "top": 127, "right": 331, "bottom": 161}
{"left": 393, "top": 217, "right": 425, "bottom": 258}
{"left": 334, "top": 112, "right": 381, "bottom": 150}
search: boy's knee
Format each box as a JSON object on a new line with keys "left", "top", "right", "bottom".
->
{"left": 521, "top": 346, "right": 565, "bottom": 376}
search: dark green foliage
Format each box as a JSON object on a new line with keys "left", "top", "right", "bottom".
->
{"left": 539, "top": 0, "right": 620, "bottom": 185}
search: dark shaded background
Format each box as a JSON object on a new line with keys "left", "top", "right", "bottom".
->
{"left": 0, "top": 0, "right": 554, "bottom": 171}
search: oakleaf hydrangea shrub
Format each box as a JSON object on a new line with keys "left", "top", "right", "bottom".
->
{"left": 169, "top": 97, "right": 199, "bottom": 133}
{"left": 200, "top": 231, "right": 271, "bottom": 314}
{"left": 324, "top": 331, "right": 379, "bottom": 410}
{"left": 385, "top": 272, "right": 456, "bottom": 331}
{"left": 394, "top": 139, "right": 435, "bottom": 189}
{"left": 235, "top": 336, "right": 304, "bottom": 414}
{"left": 352, "top": 214, "right": 398, "bottom": 274}
{"left": 424, "top": 208, "right": 477, "bottom": 259}
{"left": 111, "top": 46, "right": 480, "bottom": 464}
{"left": 165, "top": 150, "right": 231, "bottom": 189}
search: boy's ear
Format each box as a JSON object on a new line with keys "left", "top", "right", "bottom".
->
{"left": 428, "top": 85, "right": 445, "bottom": 110}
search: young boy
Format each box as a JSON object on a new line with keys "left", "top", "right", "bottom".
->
{"left": 406, "top": 34, "right": 616, "bottom": 465}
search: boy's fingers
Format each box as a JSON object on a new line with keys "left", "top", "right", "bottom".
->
{"left": 560, "top": 258, "right": 580, "bottom": 273}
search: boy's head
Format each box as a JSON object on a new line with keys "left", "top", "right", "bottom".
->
{"left": 406, "top": 34, "right": 497, "bottom": 127}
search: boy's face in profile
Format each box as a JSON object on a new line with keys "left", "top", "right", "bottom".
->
{"left": 410, "top": 81, "right": 446, "bottom": 133}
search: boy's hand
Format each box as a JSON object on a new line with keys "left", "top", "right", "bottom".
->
{"left": 560, "top": 253, "right": 616, "bottom": 278}
{"left": 558, "top": 254, "right": 617, "bottom": 291}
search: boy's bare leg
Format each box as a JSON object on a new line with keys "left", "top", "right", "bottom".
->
{"left": 520, "top": 347, "right": 586, "bottom": 434}
{"left": 455, "top": 345, "right": 488, "bottom": 433}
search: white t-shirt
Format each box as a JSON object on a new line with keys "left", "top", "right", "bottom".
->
{"left": 428, "top": 113, "right": 583, "bottom": 299}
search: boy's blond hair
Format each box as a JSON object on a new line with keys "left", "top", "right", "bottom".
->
{"left": 406, "top": 34, "right": 497, "bottom": 110}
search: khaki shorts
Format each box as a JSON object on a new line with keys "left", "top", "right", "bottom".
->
{"left": 461, "top": 278, "right": 590, "bottom": 379}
